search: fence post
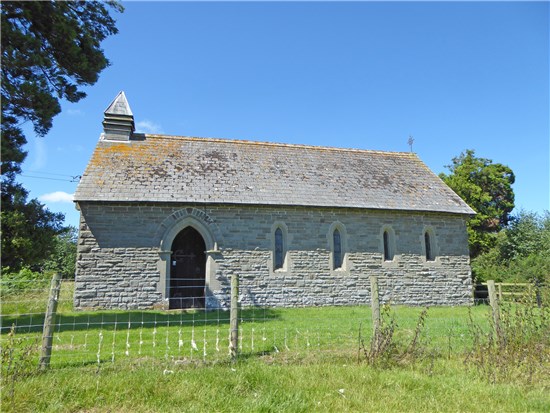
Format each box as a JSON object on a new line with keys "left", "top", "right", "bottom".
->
{"left": 39, "top": 273, "right": 62, "bottom": 370}
{"left": 229, "top": 273, "right": 239, "bottom": 361}
{"left": 487, "top": 280, "right": 503, "bottom": 344}
{"left": 370, "top": 276, "right": 380, "bottom": 338}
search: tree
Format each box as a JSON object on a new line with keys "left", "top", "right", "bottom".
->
{"left": 1, "top": 1, "right": 122, "bottom": 272}
{"left": 1, "top": 0, "right": 122, "bottom": 176}
{"left": 439, "top": 150, "right": 515, "bottom": 257}
{"left": 501, "top": 210, "right": 547, "bottom": 261}
{"left": 471, "top": 211, "right": 550, "bottom": 284}
{"left": 1, "top": 195, "right": 65, "bottom": 271}
{"left": 43, "top": 226, "right": 78, "bottom": 278}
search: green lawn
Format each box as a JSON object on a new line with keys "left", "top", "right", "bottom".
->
{"left": 1, "top": 281, "right": 549, "bottom": 412}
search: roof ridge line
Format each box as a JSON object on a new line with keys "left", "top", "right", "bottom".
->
{"left": 141, "top": 134, "right": 415, "bottom": 156}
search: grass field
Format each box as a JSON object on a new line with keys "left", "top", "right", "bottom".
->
{"left": 4, "top": 356, "right": 550, "bottom": 413}
{"left": 1, "top": 281, "right": 549, "bottom": 412}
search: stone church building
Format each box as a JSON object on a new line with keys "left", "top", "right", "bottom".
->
{"left": 73, "top": 92, "right": 475, "bottom": 310}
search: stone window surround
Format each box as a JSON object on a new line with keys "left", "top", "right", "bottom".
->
{"left": 420, "top": 225, "right": 440, "bottom": 264}
{"left": 269, "top": 221, "right": 291, "bottom": 273}
{"left": 327, "top": 221, "right": 350, "bottom": 273}
{"left": 380, "top": 225, "right": 398, "bottom": 266}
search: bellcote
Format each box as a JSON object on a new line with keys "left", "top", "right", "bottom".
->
{"left": 102, "top": 91, "right": 135, "bottom": 141}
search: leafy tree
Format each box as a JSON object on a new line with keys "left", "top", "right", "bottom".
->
{"left": 471, "top": 211, "right": 550, "bottom": 284}
{"left": 501, "top": 211, "right": 547, "bottom": 261}
{"left": 440, "top": 150, "right": 515, "bottom": 257}
{"left": 1, "top": 1, "right": 122, "bottom": 272}
{"left": 470, "top": 231, "right": 507, "bottom": 282}
{"left": 1, "top": 1, "right": 122, "bottom": 164}
{"left": 43, "top": 226, "right": 78, "bottom": 278}
{"left": 1, "top": 188, "right": 65, "bottom": 271}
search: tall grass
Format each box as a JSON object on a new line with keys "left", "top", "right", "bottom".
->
{"left": 4, "top": 355, "right": 550, "bottom": 412}
{"left": 466, "top": 288, "right": 550, "bottom": 386}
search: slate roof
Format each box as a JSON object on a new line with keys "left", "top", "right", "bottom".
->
{"left": 74, "top": 134, "right": 475, "bottom": 215}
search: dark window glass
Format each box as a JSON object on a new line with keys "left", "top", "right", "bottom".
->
{"left": 274, "top": 228, "right": 284, "bottom": 270}
{"left": 425, "top": 232, "right": 434, "bottom": 261}
{"left": 383, "top": 230, "right": 392, "bottom": 261}
{"left": 333, "top": 229, "right": 342, "bottom": 269}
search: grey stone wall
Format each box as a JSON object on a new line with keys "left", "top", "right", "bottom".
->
{"left": 74, "top": 202, "right": 473, "bottom": 309}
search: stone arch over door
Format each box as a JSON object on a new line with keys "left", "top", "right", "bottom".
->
{"left": 156, "top": 208, "right": 222, "bottom": 307}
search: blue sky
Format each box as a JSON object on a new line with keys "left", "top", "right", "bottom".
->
{"left": 20, "top": 1, "right": 549, "bottom": 228}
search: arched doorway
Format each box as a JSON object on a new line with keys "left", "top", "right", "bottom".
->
{"left": 170, "top": 227, "right": 206, "bottom": 309}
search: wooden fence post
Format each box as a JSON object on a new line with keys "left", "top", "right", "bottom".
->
{"left": 487, "top": 280, "right": 503, "bottom": 343}
{"left": 39, "top": 273, "right": 62, "bottom": 370}
{"left": 370, "top": 276, "right": 380, "bottom": 339}
{"left": 229, "top": 273, "right": 239, "bottom": 361}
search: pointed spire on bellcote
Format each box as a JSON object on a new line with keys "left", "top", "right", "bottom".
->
{"left": 102, "top": 91, "right": 135, "bottom": 141}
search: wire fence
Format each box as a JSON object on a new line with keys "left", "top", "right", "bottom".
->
{"left": 0, "top": 275, "right": 545, "bottom": 372}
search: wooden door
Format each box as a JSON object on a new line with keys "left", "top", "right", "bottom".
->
{"left": 170, "top": 227, "right": 206, "bottom": 309}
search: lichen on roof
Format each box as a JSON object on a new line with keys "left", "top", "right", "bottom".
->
{"left": 74, "top": 134, "right": 475, "bottom": 215}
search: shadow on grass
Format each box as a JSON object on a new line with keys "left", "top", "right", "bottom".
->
{"left": 0, "top": 307, "right": 282, "bottom": 335}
